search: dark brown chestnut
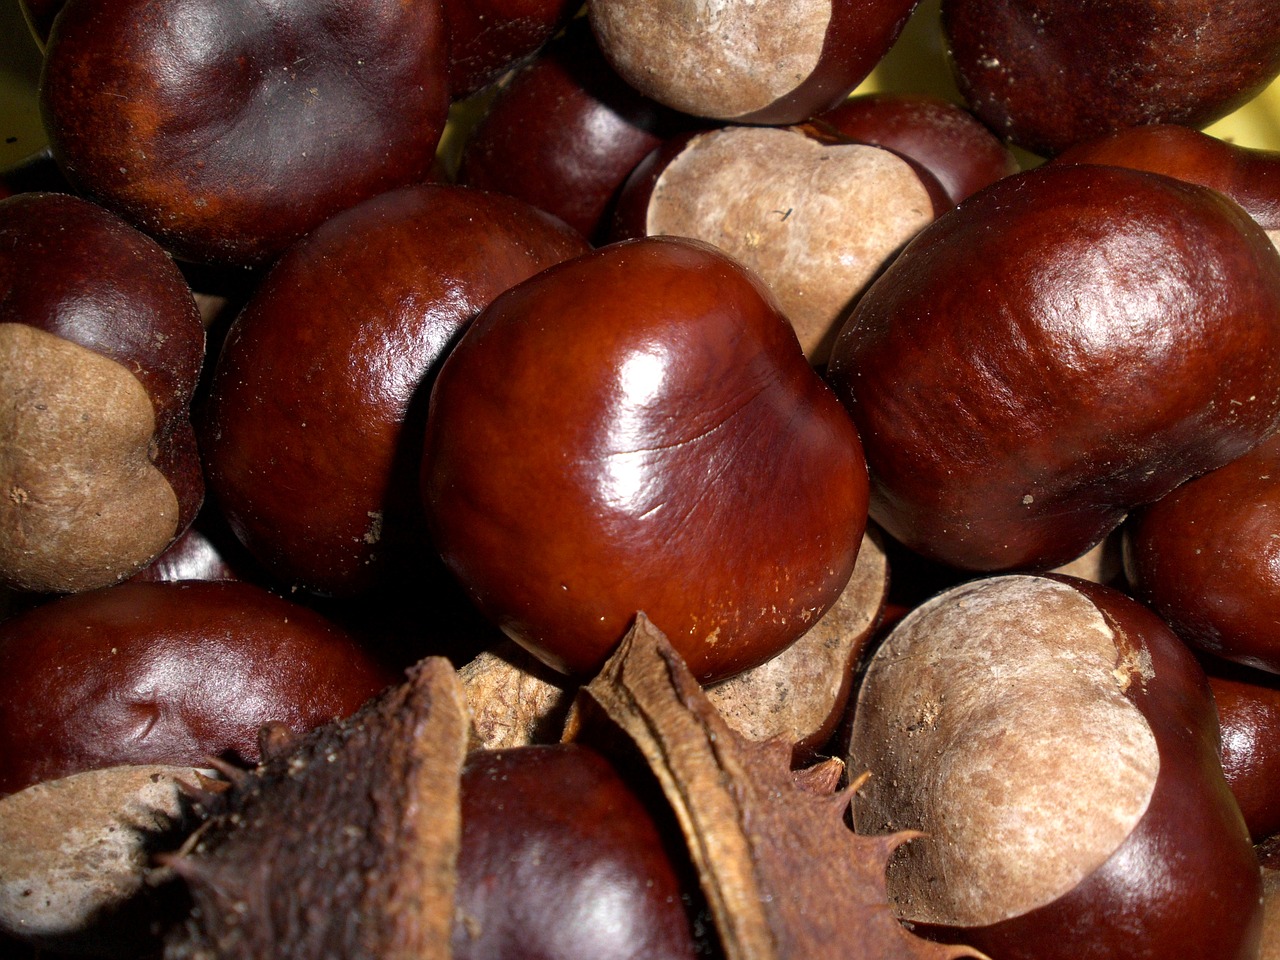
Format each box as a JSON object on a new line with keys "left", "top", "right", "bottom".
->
{"left": 826, "top": 163, "right": 1280, "bottom": 572}
{"left": 0, "top": 191, "right": 205, "bottom": 594}
{"left": 39, "top": 0, "right": 451, "bottom": 266}
{"left": 942, "top": 0, "right": 1280, "bottom": 156}
{"left": 453, "top": 743, "right": 708, "bottom": 960}
{"left": 202, "top": 183, "right": 587, "bottom": 597}
{"left": 440, "top": 0, "right": 577, "bottom": 99}
{"left": 1204, "top": 658, "right": 1280, "bottom": 844}
{"left": 422, "top": 235, "right": 869, "bottom": 682}
{"left": 0, "top": 579, "right": 396, "bottom": 796}
{"left": 849, "top": 573, "right": 1262, "bottom": 960}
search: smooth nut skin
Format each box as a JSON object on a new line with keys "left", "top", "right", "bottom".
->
{"left": 0, "top": 192, "right": 204, "bottom": 593}
{"left": 422, "top": 236, "right": 869, "bottom": 682}
{"left": 1206, "top": 660, "right": 1280, "bottom": 843}
{"left": 1124, "top": 431, "right": 1280, "bottom": 673}
{"left": 0, "top": 579, "right": 397, "bottom": 796}
{"left": 853, "top": 575, "right": 1263, "bottom": 960}
{"left": 40, "top": 0, "right": 450, "bottom": 266}
{"left": 440, "top": 0, "right": 577, "bottom": 98}
{"left": 202, "top": 184, "right": 587, "bottom": 597}
{"left": 1054, "top": 124, "right": 1280, "bottom": 237}
{"left": 458, "top": 17, "right": 693, "bottom": 243}
{"left": 826, "top": 163, "right": 1280, "bottom": 573}
{"left": 942, "top": 0, "right": 1280, "bottom": 157}
{"left": 814, "top": 92, "right": 1019, "bottom": 205}
{"left": 453, "top": 744, "right": 705, "bottom": 960}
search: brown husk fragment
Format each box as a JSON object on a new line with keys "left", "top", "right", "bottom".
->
{"left": 163, "top": 657, "right": 469, "bottom": 960}
{"left": 566, "top": 613, "right": 985, "bottom": 960}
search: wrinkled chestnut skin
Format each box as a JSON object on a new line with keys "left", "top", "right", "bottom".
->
{"left": 1205, "top": 659, "right": 1280, "bottom": 843}
{"left": 0, "top": 192, "right": 204, "bottom": 593}
{"left": 905, "top": 576, "right": 1264, "bottom": 960}
{"left": 1124, "top": 431, "right": 1280, "bottom": 673}
{"left": 40, "top": 0, "right": 450, "bottom": 266}
{"left": 814, "top": 92, "right": 1019, "bottom": 205}
{"left": 0, "top": 580, "right": 396, "bottom": 796}
{"left": 453, "top": 744, "right": 708, "bottom": 960}
{"left": 441, "top": 0, "right": 577, "bottom": 98}
{"left": 458, "top": 17, "right": 695, "bottom": 243}
{"left": 203, "top": 184, "right": 587, "bottom": 597}
{"left": 1054, "top": 124, "right": 1280, "bottom": 234}
{"left": 827, "top": 164, "right": 1280, "bottom": 572}
{"left": 942, "top": 0, "right": 1280, "bottom": 157}
{"left": 423, "top": 236, "right": 869, "bottom": 682}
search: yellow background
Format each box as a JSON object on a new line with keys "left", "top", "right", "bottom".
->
{"left": 3, "top": 0, "right": 1278, "bottom": 174}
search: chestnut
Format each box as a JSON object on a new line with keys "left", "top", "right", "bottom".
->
{"left": 441, "top": 0, "right": 577, "bottom": 99}
{"left": 202, "top": 183, "right": 587, "bottom": 597}
{"left": 826, "top": 162, "right": 1280, "bottom": 572}
{"left": 39, "top": 0, "right": 451, "bottom": 266}
{"left": 1204, "top": 658, "right": 1280, "bottom": 844}
{"left": 942, "top": 0, "right": 1280, "bottom": 156}
{"left": 587, "top": 0, "right": 921, "bottom": 124}
{"left": 0, "top": 579, "right": 396, "bottom": 796}
{"left": 0, "top": 191, "right": 205, "bottom": 594}
{"left": 848, "top": 574, "right": 1263, "bottom": 960}
{"left": 453, "top": 743, "right": 709, "bottom": 959}
{"left": 1123, "top": 431, "right": 1280, "bottom": 673}
{"left": 422, "top": 235, "right": 869, "bottom": 682}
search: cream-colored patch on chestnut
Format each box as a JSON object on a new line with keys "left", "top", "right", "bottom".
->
{"left": 1267, "top": 228, "right": 1279, "bottom": 254}
{"left": 646, "top": 127, "right": 935, "bottom": 364}
{"left": 0, "top": 765, "right": 204, "bottom": 941}
{"left": 589, "top": 0, "right": 829, "bottom": 119}
{"left": 0, "top": 324, "right": 179, "bottom": 592}
{"left": 848, "top": 575, "right": 1160, "bottom": 927}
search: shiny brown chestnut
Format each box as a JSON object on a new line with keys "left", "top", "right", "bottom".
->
{"left": 588, "top": 0, "right": 921, "bottom": 125}
{"left": 1124, "top": 431, "right": 1280, "bottom": 674}
{"left": 39, "top": 0, "right": 451, "bottom": 266}
{"left": 848, "top": 574, "right": 1263, "bottom": 960}
{"left": 202, "top": 183, "right": 587, "bottom": 597}
{"left": 441, "top": 0, "right": 577, "bottom": 99}
{"left": 942, "top": 0, "right": 1280, "bottom": 157}
{"left": 457, "top": 17, "right": 694, "bottom": 243}
{"left": 453, "top": 743, "right": 708, "bottom": 960}
{"left": 0, "top": 579, "right": 396, "bottom": 796}
{"left": 612, "top": 123, "right": 949, "bottom": 366}
{"left": 0, "top": 192, "right": 205, "bottom": 594}
{"left": 826, "top": 163, "right": 1280, "bottom": 572}
{"left": 422, "top": 236, "right": 870, "bottom": 683}
{"left": 814, "top": 91, "right": 1020, "bottom": 205}
{"left": 1205, "top": 659, "right": 1280, "bottom": 843}
{"left": 1053, "top": 124, "right": 1280, "bottom": 247}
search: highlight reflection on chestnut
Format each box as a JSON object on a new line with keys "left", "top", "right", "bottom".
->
{"left": 422, "top": 236, "right": 869, "bottom": 682}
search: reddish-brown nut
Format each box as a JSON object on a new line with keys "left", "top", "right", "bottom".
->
{"left": 1205, "top": 659, "right": 1280, "bottom": 843}
{"left": 1053, "top": 124, "right": 1280, "bottom": 246}
{"left": 440, "top": 0, "right": 577, "bottom": 98}
{"left": 826, "top": 163, "right": 1280, "bottom": 572}
{"left": 942, "top": 0, "right": 1280, "bottom": 156}
{"left": 457, "top": 17, "right": 695, "bottom": 242}
{"left": 39, "top": 0, "right": 451, "bottom": 266}
{"left": 849, "top": 574, "right": 1263, "bottom": 960}
{"left": 814, "top": 91, "right": 1020, "bottom": 205}
{"left": 0, "top": 579, "right": 396, "bottom": 796}
{"left": 1123, "top": 431, "right": 1280, "bottom": 673}
{"left": 0, "top": 192, "right": 205, "bottom": 594}
{"left": 588, "top": 0, "right": 922, "bottom": 124}
{"left": 453, "top": 744, "right": 708, "bottom": 959}
{"left": 202, "top": 183, "right": 587, "bottom": 597}
{"left": 612, "top": 123, "right": 948, "bottom": 365}
{"left": 422, "top": 235, "right": 869, "bottom": 682}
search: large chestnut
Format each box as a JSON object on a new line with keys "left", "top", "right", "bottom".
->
{"left": 826, "top": 163, "right": 1280, "bottom": 572}
{"left": 942, "top": 0, "right": 1280, "bottom": 156}
{"left": 453, "top": 743, "right": 708, "bottom": 959}
{"left": 39, "top": 0, "right": 451, "bottom": 266}
{"left": 0, "top": 579, "right": 396, "bottom": 796}
{"left": 0, "top": 192, "right": 205, "bottom": 594}
{"left": 848, "top": 574, "right": 1263, "bottom": 960}
{"left": 422, "top": 235, "right": 869, "bottom": 682}
{"left": 202, "top": 183, "right": 587, "bottom": 597}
